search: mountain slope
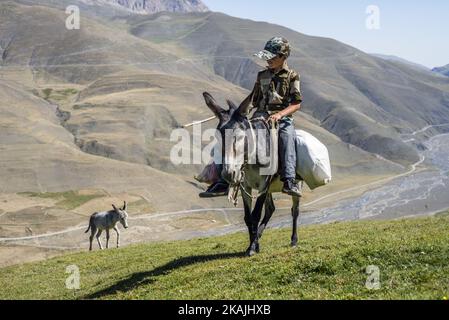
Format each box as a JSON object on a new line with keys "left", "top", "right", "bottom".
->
{"left": 0, "top": 78, "right": 228, "bottom": 211}
{"left": 0, "top": 2, "right": 208, "bottom": 84}
{"left": 1, "top": 215, "right": 448, "bottom": 299}
{"left": 9, "top": 2, "right": 449, "bottom": 166}
{"left": 126, "top": 12, "right": 449, "bottom": 165}
{"left": 0, "top": 1, "right": 404, "bottom": 182}
{"left": 371, "top": 54, "right": 430, "bottom": 72}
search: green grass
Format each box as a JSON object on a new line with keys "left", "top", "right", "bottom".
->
{"left": 42, "top": 88, "right": 53, "bottom": 100}
{"left": 1, "top": 216, "right": 448, "bottom": 300}
{"left": 40, "top": 88, "right": 79, "bottom": 102}
{"left": 19, "top": 191, "right": 103, "bottom": 210}
{"left": 59, "top": 88, "right": 79, "bottom": 95}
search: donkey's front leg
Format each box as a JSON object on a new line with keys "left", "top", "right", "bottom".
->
{"left": 258, "top": 193, "right": 275, "bottom": 241}
{"left": 114, "top": 226, "right": 120, "bottom": 248}
{"left": 242, "top": 187, "right": 254, "bottom": 257}
{"left": 106, "top": 229, "right": 110, "bottom": 249}
{"left": 291, "top": 196, "right": 300, "bottom": 247}
{"left": 248, "top": 194, "right": 267, "bottom": 256}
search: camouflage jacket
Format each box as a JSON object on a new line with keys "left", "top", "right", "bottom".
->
{"left": 251, "top": 63, "right": 302, "bottom": 117}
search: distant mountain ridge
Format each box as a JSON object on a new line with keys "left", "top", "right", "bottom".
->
{"left": 371, "top": 54, "right": 430, "bottom": 72}
{"left": 79, "top": 0, "right": 209, "bottom": 14}
{"left": 433, "top": 64, "right": 449, "bottom": 77}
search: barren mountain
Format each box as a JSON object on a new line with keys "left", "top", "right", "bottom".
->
{"left": 14, "top": 0, "right": 208, "bottom": 17}
{"left": 1, "top": 0, "right": 448, "bottom": 201}
{"left": 79, "top": 0, "right": 209, "bottom": 14}
{"left": 126, "top": 11, "right": 449, "bottom": 165}
{"left": 0, "top": 78, "right": 223, "bottom": 211}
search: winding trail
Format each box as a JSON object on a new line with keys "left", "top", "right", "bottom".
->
{"left": 402, "top": 123, "right": 449, "bottom": 143}
{"left": 1, "top": 123, "right": 448, "bottom": 244}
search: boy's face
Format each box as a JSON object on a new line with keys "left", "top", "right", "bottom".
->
{"left": 267, "top": 55, "right": 286, "bottom": 69}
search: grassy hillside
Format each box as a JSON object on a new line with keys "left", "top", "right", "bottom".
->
{"left": 1, "top": 214, "right": 448, "bottom": 300}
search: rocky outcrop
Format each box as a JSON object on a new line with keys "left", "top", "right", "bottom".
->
{"left": 80, "top": 0, "right": 209, "bottom": 14}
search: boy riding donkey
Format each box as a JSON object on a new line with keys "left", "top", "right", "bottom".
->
{"left": 199, "top": 37, "right": 303, "bottom": 198}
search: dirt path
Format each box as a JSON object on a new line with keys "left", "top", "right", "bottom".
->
{"left": 402, "top": 122, "right": 449, "bottom": 143}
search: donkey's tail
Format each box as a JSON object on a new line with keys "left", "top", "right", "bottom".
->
{"left": 85, "top": 215, "right": 94, "bottom": 233}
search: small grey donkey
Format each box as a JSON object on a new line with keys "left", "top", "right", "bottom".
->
{"left": 85, "top": 201, "right": 129, "bottom": 251}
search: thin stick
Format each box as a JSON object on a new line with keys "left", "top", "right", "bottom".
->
{"left": 182, "top": 116, "right": 217, "bottom": 128}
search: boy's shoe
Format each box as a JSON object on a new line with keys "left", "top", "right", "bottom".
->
{"left": 282, "top": 179, "right": 302, "bottom": 197}
{"left": 199, "top": 182, "right": 230, "bottom": 198}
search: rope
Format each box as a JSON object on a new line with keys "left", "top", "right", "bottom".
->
{"left": 182, "top": 116, "right": 217, "bottom": 128}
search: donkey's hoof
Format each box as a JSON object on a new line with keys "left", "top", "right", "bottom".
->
{"left": 291, "top": 241, "right": 298, "bottom": 248}
{"left": 245, "top": 249, "right": 257, "bottom": 257}
{"left": 255, "top": 243, "right": 260, "bottom": 253}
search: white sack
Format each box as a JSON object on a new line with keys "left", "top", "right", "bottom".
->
{"left": 295, "top": 130, "right": 332, "bottom": 190}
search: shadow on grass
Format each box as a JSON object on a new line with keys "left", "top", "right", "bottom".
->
{"left": 85, "top": 252, "right": 245, "bottom": 299}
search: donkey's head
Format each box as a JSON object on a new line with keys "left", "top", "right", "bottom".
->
{"left": 202, "top": 92, "right": 253, "bottom": 185}
{"left": 112, "top": 201, "right": 129, "bottom": 229}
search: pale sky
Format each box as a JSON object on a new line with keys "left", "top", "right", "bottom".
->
{"left": 202, "top": 0, "right": 448, "bottom": 68}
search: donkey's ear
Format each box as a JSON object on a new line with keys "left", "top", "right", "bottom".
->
{"left": 237, "top": 90, "right": 255, "bottom": 116}
{"left": 226, "top": 100, "right": 238, "bottom": 112}
{"left": 203, "top": 92, "right": 224, "bottom": 119}
{"left": 112, "top": 204, "right": 118, "bottom": 211}
{"left": 122, "top": 201, "right": 127, "bottom": 211}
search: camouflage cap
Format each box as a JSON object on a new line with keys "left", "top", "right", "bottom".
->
{"left": 254, "top": 37, "right": 291, "bottom": 60}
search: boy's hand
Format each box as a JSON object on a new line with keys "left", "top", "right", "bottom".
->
{"left": 268, "top": 113, "right": 283, "bottom": 122}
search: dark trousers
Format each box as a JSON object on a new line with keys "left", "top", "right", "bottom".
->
{"left": 278, "top": 117, "right": 297, "bottom": 181}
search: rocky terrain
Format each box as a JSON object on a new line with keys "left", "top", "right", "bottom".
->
{"left": 79, "top": 0, "right": 210, "bottom": 14}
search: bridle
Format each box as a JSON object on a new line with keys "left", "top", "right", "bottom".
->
{"left": 228, "top": 117, "right": 278, "bottom": 206}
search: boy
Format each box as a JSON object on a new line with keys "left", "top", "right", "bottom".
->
{"left": 200, "top": 37, "right": 302, "bottom": 198}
